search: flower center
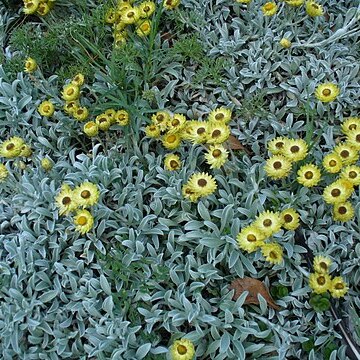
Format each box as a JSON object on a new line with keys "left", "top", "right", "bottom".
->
{"left": 335, "top": 283, "right": 344, "bottom": 290}
{"left": 340, "top": 150, "right": 349, "bottom": 158}
{"left": 329, "top": 160, "right": 337, "bottom": 167}
{"left": 85, "top": 123, "right": 95, "bottom": 129}
{"left": 215, "top": 113, "right": 224, "bottom": 120}
{"left": 212, "top": 149, "right": 222, "bottom": 158}
{"left": 141, "top": 24, "right": 150, "bottom": 31}
{"left": 247, "top": 234, "right": 257, "bottom": 242}
{"left": 273, "top": 161, "right": 282, "bottom": 169}
{"left": 170, "top": 160, "right": 178, "bottom": 168}
{"left": 317, "top": 276, "right": 326, "bottom": 285}
{"left": 355, "top": 134, "right": 360, "bottom": 143}
{"left": 44, "top": 105, "right": 50, "bottom": 112}
{"left": 275, "top": 141, "right": 284, "bottom": 149}
{"left": 77, "top": 109, "right": 84, "bottom": 115}
{"left": 156, "top": 114, "right": 164, "bottom": 122}
{"left": 177, "top": 345, "right": 187, "bottom": 355}
{"left": 167, "top": 135, "right": 177, "bottom": 143}
{"left": 269, "top": 251, "right": 278, "bottom": 259}
{"left": 304, "top": 171, "right": 313, "bottom": 179}
{"left": 264, "top": 3, "right": 274, "bottom": 10}
{"left": 349, "top": 124, "right": 356, "bottom": 130}
{"left": 349, "top": 171, "right": 357, "bottom": 179}
{"left": 312, "top": 3, "right": 319, "bottom": 9}
{"left": 284, "top": 214, "right": 293, "bottom": 223}
{"left": 6, "top": 143, "right": 15, "bottom": 150}
{"left": 144, "top": 6, "right": 150, "bottom": 11}
{"left": 212, "top": 130, "right": 221, "bottom": 138}
{"left": 198, "top": 179, "right": 207, "bottom": 187}
{"left": 197, "top": 127, "right": 206, "bottom": 135}
{"left": 338, "top": 206, "right": 347, "bottom": 214}
{"left": 263, "top": 219, "right": 272, "bottom": 227}
{"left": 322, "top": 88, "right": 331, "bottom": 96}
{"left": 127, "top": 11, "right": 135, "bottom": 18}
{"left": 319, "top": 262, "right": 328, "bottom": 271}
{"left": 172, "top": 119, "right": 180, "bottom": 126}
{"left": 62, "top": 196, "right": 71, "bottom": 205}
{"left": 77, "top": 216, "right": 88, "bottom": 226}
{"left": 81, "top": 190, "right": 91, "bottom": 199}
{"left": 67, "top": 88, "right": 74, "bottom": 95}
{"left": 290, "top": 145, "right": 300, "bottom": 153}
{"left": 331, "top": 189, "right": 341, "bottom": 197}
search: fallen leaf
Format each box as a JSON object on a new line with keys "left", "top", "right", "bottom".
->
{"left": 225, "top": 135, "right": 249, "bottom": 153}
{"left": 229, "top": 277, "right": 280, "bottom": 310}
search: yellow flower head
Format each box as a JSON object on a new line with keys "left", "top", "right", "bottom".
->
{"left": 24, "top": 57, "right": 37, "bottom": 73}
{"left": 182, "top": 121, "right": 208, "bottom": 144}
{"left": 329, "top": 277, "right": 348, "bottom": 298}
{"left": 264, "top": 155, "right": 292, "bottom": 180}
{"left": 208, "top": 107, "right": 232, "bottom": 124}
{"left": 334, "top": 142, "right": 358, "bottom": 166}
{"left": 162, "top": 133, "right": 182, "bottom": 150}
{"left": 309, "top": 272, "right": 331, "bottom": 294}
{"left": 182, "top": 184, "right": 200, "bottom": 202}
{"left": 206, "top": 123, "right": 230, "bottom": 145}
{"left": 145, "top": 124, "right": 161, "bottom": 138}
{"left": 279, "top": 38, "right": 292, "bottom": 48}
{"left": 323, "top": 179, "right": 353, "bottom": 205}
{"left": 139, "top": 1, "right": 156, "bottom": 17}
{"left": 313, "top": 255, "right": 332, "bottom": 274}
{"left": 306, "top": 1, "right": 323, "bottom": 17}
{"left": 0, "top": 164, "right": 9, "bottom": 182}
{"left": 236, "top": 0, "right": 252, "bottom": 3}
{"left": 341, "top": 117, "right": 360, "bottom": 135}
{"left": 187, "top": 172, "right": 217, "bottom": 197}
{"left": 262, "top": 2, "right": 278, "bottom": 16}
{"left": 333, "top": 201, "right": 355, "bottom": 222}
{"left": 105, "top": 8, "right": 117, "bottom": 24}
{"left": 38, "top": 100, "right": 55, "bottom": 117}
{"left": 105, "top": 108, "right": 117, "bottom": 124}
{"left": 204, "top": 144, "right": 229, "bottom": 169}
{"left": 83, "top": 121, "right": 99, "bottom": 137}
{"left": 23, "top": 0, "right": 40, "bottom": 14}
{"left": 19, "top": 144, "right": 32, "bottom": 158}
{"left": 340, "top": 165, "right": 360, "bottom": 186}
{"left": 72, "top": 73, "right": 85, "bottom": 87}
{"left": 64, "top": 100, "right": 79, "bottom": 115}
{"left": 282, "top": 138, "right": 308, "bottom": 162}
{"left": 315, "top": 83, "right": 340, "bottom": 103}
{"left": 75, "top": 182, "right": 100, "bottom": 208}
{"left": 267, "top": 136, "right": 286, "bottom": 155}
{"left": 167, "top": 113, "right": 187, "bottom": 134}
{"left": 169, "top": 338, "right": 195, "bottom": 360}
{"left": 261, "top": 243, "right": 283, "bottom": 264}
{"left": 346, "top": 128, "right": 360, "bottom": 151}
{"left": 237, "top": 225, "right": 266, "bottom": 253}
{"left": 254, "top": 210, "right": 282, "bottom": 237}
{"left": 73, "top": 106, "right": 89, "bottom": 122}
{"left": 136, "top": 19, "right": 152, "bottom": 36}
{"left": 62, "top": 84, "right": 80, "bottom": 102}
{"left": 114, "top": 32, "right": 127, "bottom": 48}
{"left": 115, "top": 109, "right": 129, "bottom": 126}
{"left": 96, "top": 114, "right": 112, "bottom": 131}
{"left": 122, "top": 7, "right": 140, "bottom": 24}
{"left": 280, "top": 208, "right": 300, "bottom": 231}
{"left": 297, "top": 163, "right": 321, "bottom": 187}
{"left": 74, "top": 209, "right": 94, "bottom": 234}
{"left": 322, "top": 153, "right": 343, "bottom": 174}
{"left": 55, "top": 184, "right": 77, "bottom": 216}
{"left": 285, "top": 0, "right": 304, "bottom": 6}
{"left": 151, "top": 111, "right": 170, "bottom": 131}
{"left": 41, "top": 158, "right": 53, "bottom": 171}
{"left": 163, "top": 0, "right": 181, "bottom": 10}
{"left": 164, "top": 154, "right": 181, "bottom": 171}
{"left": 0, "top": 137, "right": 24, "bottom": 158}
{"left": 37, "top": 2, "right": 50, "bottom": 16}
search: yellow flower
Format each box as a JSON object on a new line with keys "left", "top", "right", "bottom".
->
{"left": 162, "top": 133, "right": 182, "bottom": 150}
{"left": 151, "top": 111, "right": 170, "bottom": 131}
{"left": 309, "top": 273, "right": 331, "bottom": 294}
{"left": 41, "top": 158, "right": 53, "bottom": 171}
{"left": 169, "top": 338, "right": 195, "bottom": 360}
{"left": 75, "top": 182, "right": 100, "bottom": 208}
{"left": 208, "top": 107, "right": 232, "bottom": 124}
{"left": 341, "top": 117, "right": 360, "bottom": 135}
{"left": 74, "top": 209, "right": 94, "bottom": 234}
{"left": 297, "top": 163, "right": 321, "bottom": 187}
{"left": 333, "top": 201, "right": 355, "bottom": 222}
{"left": 122, "top": 7, "right": 140, "bottom": 24}
{"left": 164, "top": 154, "right": 181, "bottom": 171}
{"left": 38, "top": 100, "right": 55, "bottom": 117}
{"left": 72, "top": 73, "right": 85, "bottom": 87}
{"left": 323, "top": 179, "right": 353, "bottom": 205}
{"left": 261, "top": 243, "right": 283, "bottom": 264}
{"left": 254, "top": 210, "right": 282, "bottom": 237}
{"left": 115, "top": 110, "right": 129, "bottom": 126}
{"left": 182, "top": 121, "right": 208, "bottom": 144}
{"left": 0, "top": 137, "right": 24, "bottom": 158}
{"left": 105, "top": 8, "right": 117, "bottom": 24}
{"left": 329, "top": 277, "right": 348, "bottom": 298}
{"left": 236, "top": 0, "right": 252, "bottom": 3}
{"left": 163, "top": 0, "right": 181, "bottom": 10}
{"left": 305, "top": 1, "right": 323, "bottom": 17}
{"left": 23, "top": 0, "right": 39, "bottom": 14}
{"left": 62, "top": 84, "right": 80, "bottom": 101}
{"left": 145, "top": 124, "right": 161, "bottom": 138}
{"left": 237, "top": 226, "right": 266, "bottom": 253}
{"left": 187, "top": 172, "right": 217, "bottom": 197}
{"left": 315, "top": 83, "right": 340, "bottom": 103}
{"left": 167, "top": 113, "right": 187, "bottom": 134}
{"left": 204, "top": 145, "right": 229, "bottom": 169}
{"left": 37, "top": 2, "right": 50, "bottom": 16}
{"left": 282, "top": 138, "right": 308, "bottom": 162}
{"left": 64, "top": 100, "right": 79, "bottom": 115}
{"left": 285, "top": 0, "right": 304, "bottom": 6}
{"left": 182, "top": 184, "right": 200, "bottom": 202}
{"left": 96, "top": 114, "right": 112, "bottom": 131}
{"left": 264, "top": 155, "right": 292, "bottom": 180}
{"left": 105, "top": 108, "right": 117, "bottom": 124}
{"left": 322, "top": 153, "right": 343, "bottom": 174}
{"left": 206, "top": 123, "right": 230, "bottom": 145}
{"left": 24, "top": 57, "right": 37, "bottom": 73}
{"left": 340, "top": 165, "right": 360, "bottom": 186}
{"left": 136, "top": 19, "right": 152, "bottom": 36}
{"left": 346, "top": 128, "right": 360, "bottom": 150}
{"left": 334, "top": 142, "right": 358, "bottom": 166}
{"left": 73, "top": 107, "right": 89, "bottom": 122}
{"left": 262, "top": 2, "right": 278, "bottom": 16}
{"left": 279, "top": 38, "right": 292, "bottom": 48}
{"left": 114, "top": 32, "right": 127, "bottom": 48}
{"left": 83, "top": 121, "right": 99, "bottom": 137}
{"left": 280, "top": 208, "right": 300, "bottom": 231}
{"left": 139, "top": 1, "right": 156, "bottom": 17}
{"left": 55, "top": 184, "right": 77, "bottom": 216}
{"left": 267, "top": 136, "right": 286, "bottom": 155}
{"left": 0, "top": 164, "right": 9, "bottom": 182}
{"left": 19, "top": 144, "right": 32, "bottom": 158}
{"left": 313, "top": 255, "right": 332, "bottom": 274}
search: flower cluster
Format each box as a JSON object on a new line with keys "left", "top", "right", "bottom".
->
{"left": 309, "top": 256, "right": 348, "bottom": 298}
{"left": 169, "top": 338, "right": 195, "bottom": 360}
{"left": 0, "top": 136, "right": 32, "bottom": 159}
{"left": 23, "top": 0, "right": 56, "bottom": 16}
{"left": 259, "top": 0, "right": 323, "bottom": 17}
{"left": 55, "top": 182, "right": 99, "bottom": 234}
{"left": 236, "top": 208, "right": 300, "bottom": 265}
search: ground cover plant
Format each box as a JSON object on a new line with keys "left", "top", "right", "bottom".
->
{"left": 0, "top": 0, "right": 359, "bottom": 359}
